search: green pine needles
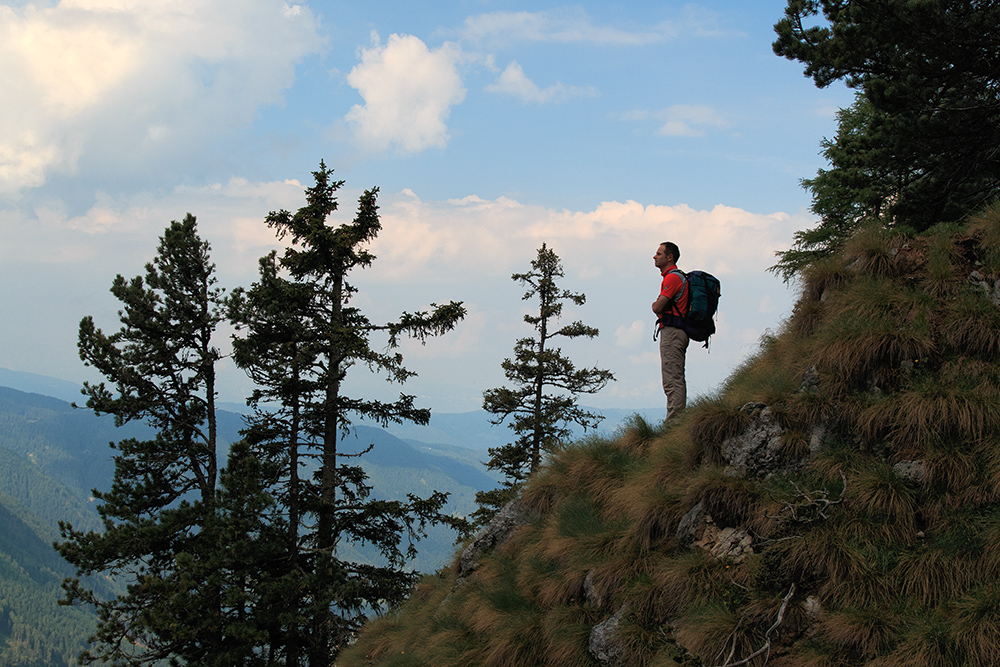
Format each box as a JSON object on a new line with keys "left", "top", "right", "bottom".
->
{"left": 57, "top": 164, "right": 469, "bottom": 666}
{"left": 475, "top": 243, "right": 615, "bottom": 527}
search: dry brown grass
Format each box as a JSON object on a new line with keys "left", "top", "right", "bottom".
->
{"left": 895, "top": 547, "right": 976, "bottom": 607}
{"left": 851, "top": 463, "right": 918, "bottom": 538}
{"left": 945, "top": 289, "right": 1000, "bottom": 357}
{"left": 560, "top": 435, "right": 646, "bottom": 510}
{"left": 688, "top": 397, "right": 752, "bottom": 465}
{"left": 777, "top": 523, "right": 864, "bottom": 593}
{"left": 619, "top": 480, "right": 687, "bottom": 552}
{"left": 800, "top": 254, "right": 850, "bottom": 301}
{"left": 821, "top": 607, "right": 899, "bottom": 659}
{"left": 673, "top": 603, "right": 744, "bottom": 665}
{"left": 720, "top": 336, "right": 812, "bottom": 409}
{"left": 787, "top": 296, "right": 826, "bottom": 338}
{"left": 953, "top": 583, "right": 1000, "bottom": 666}
{"left": 866, "top": 613, "right": 960, "bottom": 667}
{"left": 684, "top": 468, "right": 761, "bottom": 529}
{"left": 812, "top": 300, "right": 936, "bottom": 394}
{"left": 841, "top": 224, "right": 910, "bottom": 277}
{"left": 539, "top": 606, "right": 598, "bottom": 667}
{"left": 859, "top": 379, "right": 1000, "bottom": 451}
{"left": 967, "top": 204, "right": 1000, "bottom": 273}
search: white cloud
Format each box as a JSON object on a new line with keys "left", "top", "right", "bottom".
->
{"left": 369, "top": 192, "right": 801, "bottom": 284}
{"left": 486, "top": 61, "right": 596, "bottom": 104}
{"left": 457, "top": 9, "right": 676, "bottom": 45}
{"left": 1, "top": 177, "right": 806, "bottom": 412}
{"left": 615, "top": 320, "right": 646, "bottom": 348}
{"left": 345, "top": 33, "right": 466, "bottom": 152}
{"left": 0, "top": 0, "right": 323, "bottom": 195}
{"left": 657, "top": 105, "right": 729, "bottom": 137}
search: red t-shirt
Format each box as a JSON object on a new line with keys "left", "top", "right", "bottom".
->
{"left": 660, "top": 265, "right": 689, "bottom": 317}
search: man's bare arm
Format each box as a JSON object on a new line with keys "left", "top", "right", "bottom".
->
{"left": 652, "top": 295, "right": 671, "bottom": 316}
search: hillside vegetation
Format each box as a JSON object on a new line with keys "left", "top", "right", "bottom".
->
{"left": 339, "top": 207, "right": 1000, "bottom": 667}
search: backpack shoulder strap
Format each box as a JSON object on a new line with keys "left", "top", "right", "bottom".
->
{"left": 665, "top": 269, "right": 687, "bottom": 313}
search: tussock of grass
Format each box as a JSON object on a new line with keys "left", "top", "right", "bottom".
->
{"left": 673, "top": 602, "right": 742, "bottom": 663}
{"left": 851, "top": 462, "right": 917, "bottom": 536}
{"left": 822, "top": 607, "right": 899, "bottom": 658}
{"left": 946, "top": 290, "right": 1000, "bottom": 357}
{"left": 841, "top": 224, "right": 904, "bottom": 277}
{"left": 338, "top": 211, "right": 1000, "bottom": 667}
{"left": 967, "top": 205, "right": 1000, "bottom": 273}
{"left": 800, "top": 254, "right": 849, "bottom": 303}
{"left": 688, "top": 397, "right": 751, "bottom": 465}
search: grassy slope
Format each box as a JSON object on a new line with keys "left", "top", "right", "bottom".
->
{"left": 339, "top": 209, "right": 1000, "bottom": 667}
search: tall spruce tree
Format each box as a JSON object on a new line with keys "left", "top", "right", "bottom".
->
{"left": 476, "top": 244, "right": 614, "bottom": 525}
{"left": 228, "top": 162, "right": 468, "bottom": 665}
{"left": 56, "top": 215, "right": 241, "bottom": 665}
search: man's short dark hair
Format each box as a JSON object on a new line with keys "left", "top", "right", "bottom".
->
{"left": 661, "top": 241, "right": 680, "bottom": 262}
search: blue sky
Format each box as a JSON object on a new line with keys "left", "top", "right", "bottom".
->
{"left": 0, "top": 0, "right": 853, "bottom": 415}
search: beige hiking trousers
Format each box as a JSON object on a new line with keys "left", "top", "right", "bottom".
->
{"left": 658, "top": 325, "right": 689, "bottom": 421}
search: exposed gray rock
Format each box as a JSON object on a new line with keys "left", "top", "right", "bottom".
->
{"left": 679, "top": 505, "right": 755, "bottom": 562}
{"left": 693, "top": 525, "right": 754, "bottom": 561}
{"left": 798, "top": 364, "right": 820, "bottom": 393}
{"left": 893, "top": 459, "right": 927, "bottom": 483}
{"left": 457, "top": 498, "right": 530, "bottom": 576}
{"left": 809, "top": 424, "right": 826, "bottom": 455}
{"left": 676, "top": 498, "right": 708, "bottom": 547}
{"left": 970, "top": 270, "right": 1000, "bottom": 306}
{"left": 589, "top": 605, "right": 628, "bottom": 666}
{"left": 583, "top": 569, "right": 602, "bottom": 607}
{"left": 720, "top": 403, "right": 788, "bottom": 478}
{"left": 803, "top": 596, "right": 824, "bottom": 624}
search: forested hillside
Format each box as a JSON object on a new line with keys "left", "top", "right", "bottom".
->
{"left": 340, "top": 212, "right": 1000, "bottom": 666}
{"left": 0, "top": 388, "right": 126, "bottom": 666}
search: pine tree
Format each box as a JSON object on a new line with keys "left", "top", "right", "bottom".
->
{"left": 771, "top": 0, "right": 1000, "bottom": 277}
{"left": 56, "top": 214, "right": 243, "bottom": 665}
{"left": 476, "top": 243, "right": 614, "bottom": 525}
{"left": 228, "top": 162, "right": 469, "bottom": 664}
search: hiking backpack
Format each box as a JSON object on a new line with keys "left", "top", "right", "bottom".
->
{"left": 657, "top": 269, "right": 722, "bottom": 347}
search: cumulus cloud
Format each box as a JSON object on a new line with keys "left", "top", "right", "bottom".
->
{"left": 364, "top": 190, "right": 804, "bottom": 294}
{"left": 657, "top": 105, "right": 729, "bottom": 137}
{"left": 457, "top": 9, "right": 676, "bottom": 45}
{"left": 345, "top": 33, "right": 466, "bottom": 152}
{"left": 0, "top": 0, "right": 323, "bottom": 195}
{"left": 1, "top": 178, "right": 806, "bottom": 411}
{"left": 486, "top": 61, "right": 596, "bottom": 104}
{"left": 615, "top": 321, "right": 646, "bottom": 348}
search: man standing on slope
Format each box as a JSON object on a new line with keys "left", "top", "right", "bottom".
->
{"left": 652, "top": 241, "right": 689, "bottom": 421}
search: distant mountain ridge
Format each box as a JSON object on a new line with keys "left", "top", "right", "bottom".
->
{"left": 0, "top": 367, "right": 665, "bottom": 452}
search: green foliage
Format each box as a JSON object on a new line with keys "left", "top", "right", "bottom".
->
{"left": 55, "top": 214, "right": 236, "bottom": 666}
{"left": 476, "top": 244, "right": 614, "bottom": 527}
{"left": 772, "top": 0, "right": 1000, "bottom": 278}
{"left": 0, "top": 384, "right": 492, "bottom": 667}
{"left": 227, "top": 162, "right": 469, "bottom": 664}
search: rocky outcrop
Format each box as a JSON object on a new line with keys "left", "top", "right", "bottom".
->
{"left": 719, "top": 402, "right": 788, "bottom": 478}
{"left": 893, "top": 459, "right": 927, "bottom": 483}
{"left": 588, "top": 605, "right": 627, "bottom": 666}
{"left": 457, "top": 498, "right": 531, "bottom": 577}
{"left": 693, "top": 523, "right": 754, "bottom": 561}
{"left": 676, "top": 498, "right": 709, "bottom": 547}
{"left": 677, "top": 501, "right": 754, "bottom": 562}
{"left": 970, "top": 269, "right": 1000, "bottom": 306}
